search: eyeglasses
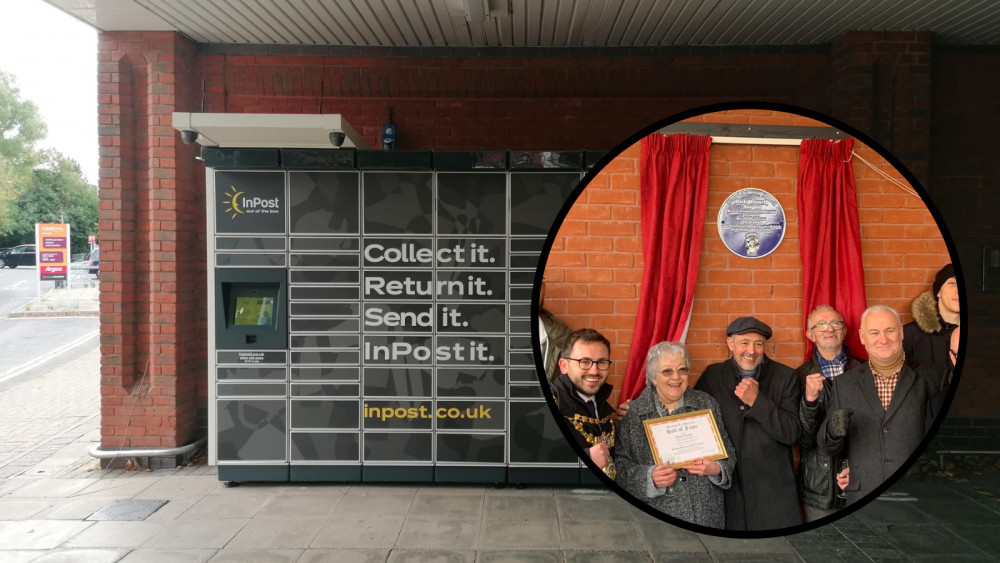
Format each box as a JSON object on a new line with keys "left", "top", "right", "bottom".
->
{"left": 810, "top": 321, "right": 845, "bottom": 331}
{"left": 564, "top": 357, "right": 612, "bottom": 370}
{"left": 657, "top": 367, "right": 691, "bottom": 378}
{"left": 949, "top": 348, "right": 958, "bottom": 357}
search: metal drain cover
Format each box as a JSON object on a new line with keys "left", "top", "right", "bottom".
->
{"left": 87, "top": 499, "right": 168, "bottom": 521}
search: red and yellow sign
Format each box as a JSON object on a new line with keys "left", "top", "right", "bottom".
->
{"left": 36, "top": 223, "right": 70, "bottom": 281}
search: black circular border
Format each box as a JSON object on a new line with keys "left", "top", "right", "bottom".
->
{"left": 530, "top": 100, "right": 966, "bottom": 539}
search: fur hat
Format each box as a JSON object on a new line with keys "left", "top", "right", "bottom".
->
{"left": 933, "top": 263, "right": 955, "bottom": 296}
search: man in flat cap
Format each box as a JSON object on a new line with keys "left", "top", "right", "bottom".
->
{"left": 695, "top": 316, "right": 802, "bottom": 531}
{"left": 903, "top": 263, "right": 959, "bottom": 387}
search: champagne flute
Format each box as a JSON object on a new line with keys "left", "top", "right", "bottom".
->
{"left": 836, "top": 458, "right": 850, "bottom": 502}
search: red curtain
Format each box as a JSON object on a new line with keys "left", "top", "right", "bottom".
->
{"left": 620, "top": 134, "right": 712, "bottom": 403}
{"left": 797, "top": 138, "right": 868, "bottom": 361}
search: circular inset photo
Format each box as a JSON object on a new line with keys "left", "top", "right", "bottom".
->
{"left": 534, "top": 102, "right": 963, "bottom": 538}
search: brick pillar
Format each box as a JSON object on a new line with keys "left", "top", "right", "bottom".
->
{"left": 830, "top": 31, "right": 933, "bottom": 186}
{"left": 98, "top": 32, "right": 204, "bottom": 459}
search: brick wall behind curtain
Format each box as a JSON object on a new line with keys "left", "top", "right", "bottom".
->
{"left": 543, "top": 109, "right": 950, "bottom": 408}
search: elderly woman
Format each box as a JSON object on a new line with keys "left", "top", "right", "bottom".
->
{"left": 616, "top": 342, "right": 736, "bottom": 528}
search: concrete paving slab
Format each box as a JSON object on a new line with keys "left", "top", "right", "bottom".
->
{"left": 386, "top": 549, "right": 476, "bottom": 563}
{"left": 0, "top": 498, "right": 51, "bottom": 520}
{"left": 297, "top": 548, "right": 391, "bottom": 563}
{"left": 853, "top": 497, "right": 942, "bottom": 526}
{"left": 5, "top": 479, "right": 94, "bottom": 498}
{"left": 133, "top": 476, "right": 221, "bottom": 501}
{"left": 117, "top": 548, "right": 217, "bottom": 562}
{"left": 0, "top": 478, "right": 32, "bottom": 496}
{"left": 711, "top": 554, "right": 802, "bottom": 562}
{"left": 226, "top": 517, "right": 324, "bottom": 549}
{"left": 207, "top": 548, "right": 303, "bottom": 562}
{"left": 652, "top": 553, "right": 714, "bottom": 562}
{"left": 696, "top": 535, "right": 795, "bottom": 554}
{"left": 415, "top": 486, "right": 486, "bottom": 497}
{"left": 63, "top": 520, "right": 166, "bottom": 548}
{"left": 257, "top": 492, "right": 343, "bottom": 519}
{"left": 33, "top": 496, "right": 119, "bottom": 520}
{"left": 564, "top": 551, "right": 655, "bottom": 563}
{"left": 28, "top": 548, "right": 130, "bottom": 562}
{"left": 0, "top": 520, "right": 93, "bottom": 549}
{"left": 396, "top": 517, "right": 480, "bottom": 549}
{"left": 478, "top": 550, "right": 563, "bottom": 563}
{"left": 274, "top": 483, "right": 353, "bottom": 496}
{"left": 141, "top": 518, "right": 248, "bottom": 549}
{"left": 560, "top": 520, "right": 645, "bottom": 551}
{"left": 142, "top": 499, "right": 195, "bottom": 522}
{"left": 483, "top": 494, "right": 557, "bottom": 520}
{"left": 945, "top": 525, "right": 1000, "bottom": 559}
{"left": 311, "top": 514, "right": 405, "bottom": 548}
{"left": 72, "top": 477, "right": 155, "bottom": 499}
{"left": 875, "top": 523, "right": 997, "bottom": 560}
{"left": 554, "top": 492, "right": 633, "bottom": 521}
{"left": 335, "top": 489, "right": 416, "bottom": 516}
{"left": 479, "top": 518, "right": 559, "bottom": 550}
{"left": 180, "top": 491, "right": 272, "bottom": 519}
{"left": 634, "top": 521, "right": 706, "bottom": 552}
{"left": 0, "top": 551, "right": 44, "bottom": 563}
{"left": 407, "top": 493, "right": 484, "bottom": 520}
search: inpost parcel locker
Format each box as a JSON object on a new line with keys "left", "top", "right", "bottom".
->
{"left": 207, "top": 148, "right": 603, "bottom": 484}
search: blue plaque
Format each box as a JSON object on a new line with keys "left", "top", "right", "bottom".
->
{"left": 717, "top": 188, "right": 786, "bottom": 259}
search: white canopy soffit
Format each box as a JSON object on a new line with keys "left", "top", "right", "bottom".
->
{"left": 46, "top": 0, "right": 1000, "bottom": 47}
{"left": 171, "top": 113, "right": 370, "bottom": 150}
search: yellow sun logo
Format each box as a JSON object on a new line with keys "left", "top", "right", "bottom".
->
{"left": 222, "top": 187, "right": 244, "bottom": 219}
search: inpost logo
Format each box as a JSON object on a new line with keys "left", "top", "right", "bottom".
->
{"left": 222, "top": 186, "right": 280, "bottom": 219}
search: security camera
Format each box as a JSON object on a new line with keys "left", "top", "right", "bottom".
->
{"left": 329, "top": 131, "right": 346, "bottom": 148}
{"left": 180, "top": 130, "right": 199, "bottom": 145}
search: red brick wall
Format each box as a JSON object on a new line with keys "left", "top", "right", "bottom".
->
{"left": 198, "top": 52, "right": 830, "bottom": 150}
{"left": 929, "top": 49, "right": 1000, "bottom": 419}
{"left": 94, "top": 29, "right": 995, "bottom": 447}
{"left": 97, "top": 32, "right": 205, "bottom": 451}
{"left": 544, "top": 109, "right": 950, "bottom": 406}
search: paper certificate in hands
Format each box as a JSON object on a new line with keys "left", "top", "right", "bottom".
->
{"left": 642, "top": 409, "right": 729, "bottom": 467}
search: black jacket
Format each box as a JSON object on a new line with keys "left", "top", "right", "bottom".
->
{"left": 694, "top": 356, "right": 802, "bottom": 531}
{"left": 550, "top": 374, "right": 617, "bottom": 456}
{"left": 902, "top": 291, "right": 955, "bottom": 388}
{"left": 795, "top": 353, "right": 863, "bottom": 510}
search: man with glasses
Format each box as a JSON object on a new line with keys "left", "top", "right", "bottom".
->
{"left": 796, "top": 305, "right": 862, "bottom": 522}
{"left": 551, "top": 328, "right": 618, "bottom": 478}
{"left": 695, "top": 316, "right": 802, "bottom": 530}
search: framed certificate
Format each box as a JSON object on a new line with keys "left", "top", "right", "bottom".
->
{"left": 642, "top": 409, "right": 729, "bottom": 467}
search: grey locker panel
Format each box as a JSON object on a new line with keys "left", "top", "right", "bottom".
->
{"left": 217, "top": 400, "right": 287, "bottom": 462}
{"left": 291, "top": 432, "right": 360, "bottom": 462}
{"left": 363, "top": 432, "right": 433, "bottom": 462}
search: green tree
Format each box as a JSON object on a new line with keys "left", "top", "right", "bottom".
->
{"left": 0, "top": 71, "right": 45, "bottom": 170}
{"left": 7, "top": 151, "right": 97, "bottom": 254}
{"left": 0, "top": 72, "right": 95, "bottom": 254}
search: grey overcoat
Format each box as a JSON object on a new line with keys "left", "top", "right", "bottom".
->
{"left": 616, "top": 386, "right": 735, "bottom": 529}
{"left": 817, "top": 363, "right": 936, "bottom": 504}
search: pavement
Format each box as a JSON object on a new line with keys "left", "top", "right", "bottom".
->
{"left": 1, "top": 300, "right": 999, "bottom": 561}
{"left": 9, "top": 284, "right": 99, "bottom": 318}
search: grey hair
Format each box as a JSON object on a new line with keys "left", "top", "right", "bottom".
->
{"left": 644, "top": 342, "right": 691, "bottom": 387}
{"left": 860, "top": 304, "right": 901, "bottom": 329}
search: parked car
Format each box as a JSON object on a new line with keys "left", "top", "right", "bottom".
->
{"left": 0, "top": 245, "right": 37, "bottom": 268}
{"left": 84, "top": 248, "right": 99, "bottom": 276}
